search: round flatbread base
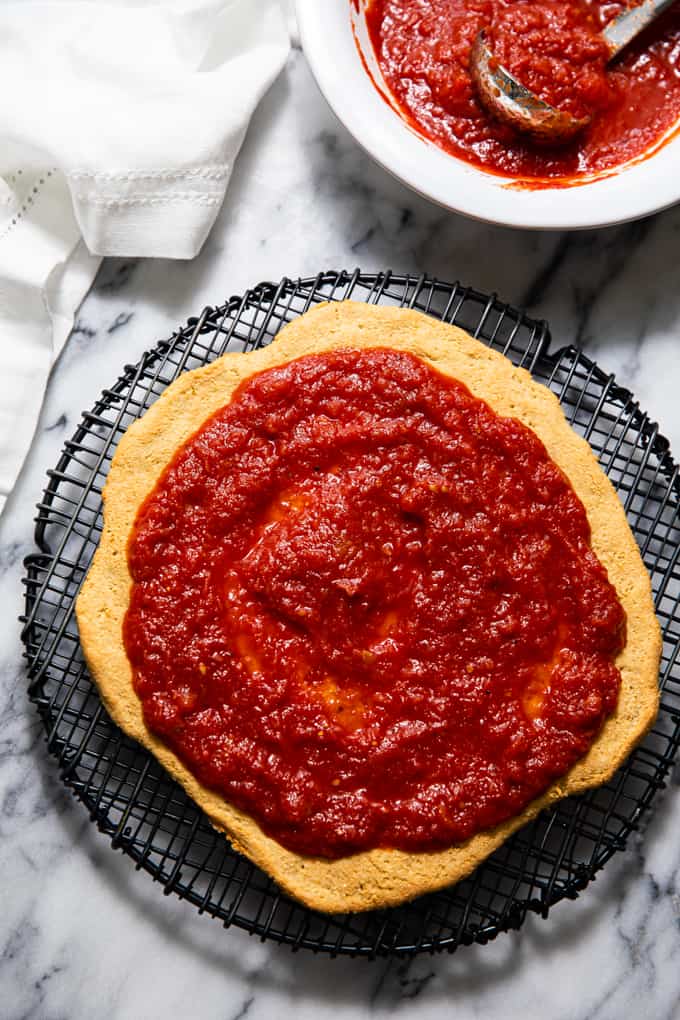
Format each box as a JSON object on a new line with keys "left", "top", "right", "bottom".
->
{"left": 76, "top": 302, "right": 661, "bottom": 914}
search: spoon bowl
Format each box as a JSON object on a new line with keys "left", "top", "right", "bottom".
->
{"left": 469, "top": 31, "right": 590, "bottom": 145}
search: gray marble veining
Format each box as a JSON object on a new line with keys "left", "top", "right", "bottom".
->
{"left": 1, "top": 41, "right": 679, "bottom": 1020}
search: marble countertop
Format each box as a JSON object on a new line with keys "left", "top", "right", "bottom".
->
{"left": 2, "top": 28, "right": 680, "bottom": 1020}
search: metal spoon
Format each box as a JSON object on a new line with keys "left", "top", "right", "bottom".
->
{"left": 470, "top": 0, "right": 678, "bottom": 145}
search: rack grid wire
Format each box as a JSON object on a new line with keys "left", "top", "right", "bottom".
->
{"left": 20, "top": 270, "right": 680, "bottom": 958}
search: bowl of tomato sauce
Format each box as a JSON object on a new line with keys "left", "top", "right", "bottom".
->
{"left": 296, "top": 0, "right": 680, "bottom": 229}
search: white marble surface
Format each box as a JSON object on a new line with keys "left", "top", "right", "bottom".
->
{"left": 2, "top": 32, "right": 680, "bottom": 1020}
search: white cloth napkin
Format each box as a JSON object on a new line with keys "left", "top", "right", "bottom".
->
{"left": 0, "top": 0, "right": 289, "bottom": 517}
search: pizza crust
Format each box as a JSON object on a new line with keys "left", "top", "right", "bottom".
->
{"left": 76, "top": 301, "right": 661, "bottom": 914}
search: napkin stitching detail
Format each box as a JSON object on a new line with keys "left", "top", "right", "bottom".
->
{"left": 0, "top": 169, "right": 57, "bottom": 243}
{"left": 75, "top": 194, "right": 222, "bottom": 207}
{"left": 68, "top": 168, "right": 229, "bottom": 182}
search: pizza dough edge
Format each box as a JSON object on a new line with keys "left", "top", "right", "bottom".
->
{"left": 75, "top": 301, "right": 661, "bottom": 914}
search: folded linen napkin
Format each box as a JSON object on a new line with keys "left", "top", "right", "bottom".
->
{"left": 0, "top": 0, "right": 289, "bottom": 517}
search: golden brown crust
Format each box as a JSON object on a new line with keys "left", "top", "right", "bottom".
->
{"left": 75, "top": 302, "right": 661, "bottom": 914}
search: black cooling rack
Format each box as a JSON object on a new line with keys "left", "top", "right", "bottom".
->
{"left": 21, "top": 270, "right": 680, "bottom": 958}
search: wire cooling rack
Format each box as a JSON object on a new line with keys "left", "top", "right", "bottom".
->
{"left": 21, "top": 270, "right": 680, "bottom": 958}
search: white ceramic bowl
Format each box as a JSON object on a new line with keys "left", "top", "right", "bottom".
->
{"left": 296, "top": 0, "right": 680, "bottom": 230}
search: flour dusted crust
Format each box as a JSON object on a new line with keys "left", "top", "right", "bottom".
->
{"left": 76, "top": 302, "right": 661, "bottom": 914}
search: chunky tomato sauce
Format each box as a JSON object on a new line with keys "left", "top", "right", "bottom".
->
{"left": 364, "top": 0, "right": 680, "bottom": 180}
{"left": 125, "top": 348, "right": 624, "bottom": 858}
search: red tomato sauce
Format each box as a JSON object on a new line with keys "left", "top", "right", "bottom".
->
{"left": 124, "top": 348, "right": 625, "bottom": 858}
{"left": 364, "top": 0, "right": 680, "bottom": 180}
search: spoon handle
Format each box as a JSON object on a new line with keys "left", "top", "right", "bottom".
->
{"left": 602, "top": 0, "right": 677, "bottom": 58}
